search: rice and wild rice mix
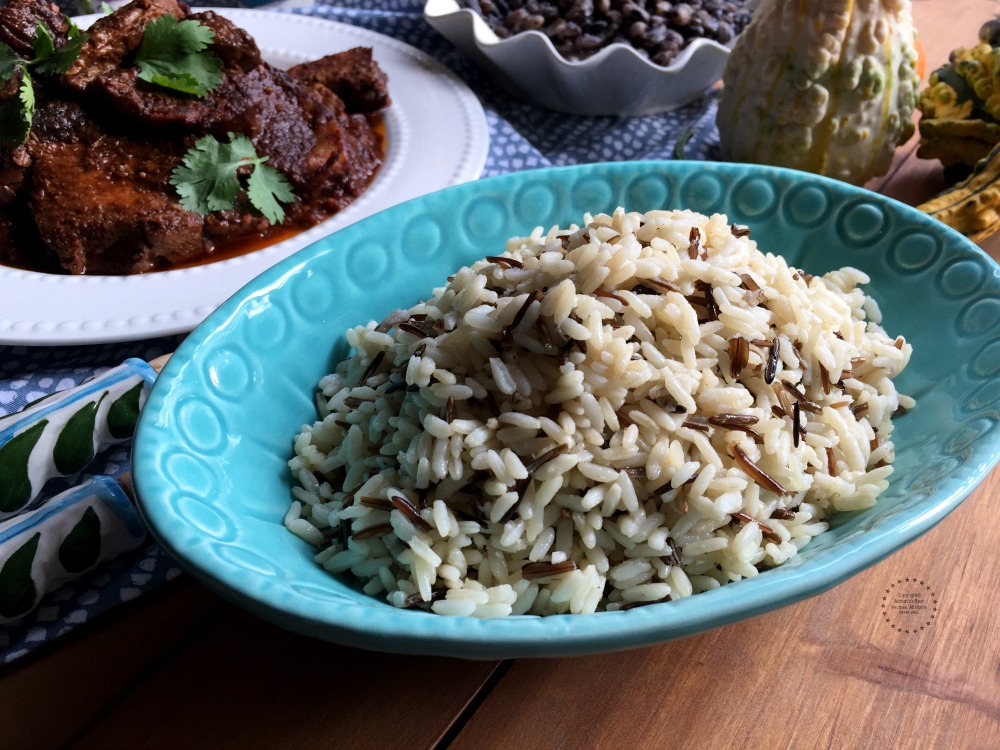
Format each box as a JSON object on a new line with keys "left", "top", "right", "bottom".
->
{"left": 286, "top": 208, "right": 913, "bottom": 617}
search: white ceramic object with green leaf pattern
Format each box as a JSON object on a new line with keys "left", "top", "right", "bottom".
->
{"left": 0, "top": 475, "right": 147, "bottom": 623}
{"left": 0, "top": 359, "right": 156, "bottom": 520}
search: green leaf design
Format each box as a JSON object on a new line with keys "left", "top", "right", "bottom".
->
{"left": 107, "top": 381, "right": 144, "bottom": 440}
{"left": 0, "top": 420, "right": 47, "bottom": 512}
{"left": 0, "top": 533, "right": 39, "bottom": 619}
{"left": 53, "top": 393, "right": 106, "bottom": 475}
{"left": 59, "top": 506, "right": 101, "bottom": 573}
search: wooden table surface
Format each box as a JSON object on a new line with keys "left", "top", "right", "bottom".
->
{"left": 3, "top": 2, "right": 999, "bottom": 748}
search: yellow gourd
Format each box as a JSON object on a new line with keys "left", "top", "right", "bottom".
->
{"left": 916, "top": 19, "right": 1000, "bottom": 172}
{"left": 717, "top": 0, "right": 922, "bottom": 186}
{"left": 918, "top": 140, "right": 1000, "bottom": 242}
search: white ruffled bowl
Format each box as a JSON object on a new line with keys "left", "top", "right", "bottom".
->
{"left": 424, "top": 0, "right": 737, "bottom": 116}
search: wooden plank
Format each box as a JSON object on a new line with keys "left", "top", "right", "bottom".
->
{"left": 0, "top": 578, "right": 220, "bottom": 749}
{"left": 69, "top": 603, "right": 502, "bottom": 750}
{"left": 448, "top": 476, "right": 1000, "bottom": 750}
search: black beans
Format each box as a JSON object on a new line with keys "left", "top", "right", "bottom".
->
{"left": 459, "top": 0, "right": 752, "bottom": 65}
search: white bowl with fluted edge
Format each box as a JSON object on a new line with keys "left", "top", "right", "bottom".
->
{"left": 424, "top": 0, "right": 739, "bottom": 116}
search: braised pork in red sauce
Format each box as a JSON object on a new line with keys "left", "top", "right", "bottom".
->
{"left": 0, "top": 0, "right": 389, "bottom": 274}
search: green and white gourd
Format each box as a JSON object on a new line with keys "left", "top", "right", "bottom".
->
{"left": 0, "top": 358, "right": 156, "bottom": 519}
{"left": 717, "top": 0, "right": 922, "bottom": 186}
{"left": 0, "top": 475, "right": 147, "bottom": 623}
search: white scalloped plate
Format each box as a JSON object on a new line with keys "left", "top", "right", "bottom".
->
{"left": 424, "top": 0, "right": 737, "bottom": 115}
{"left": 0, "top": 9, "right": 489, "bottom": 346}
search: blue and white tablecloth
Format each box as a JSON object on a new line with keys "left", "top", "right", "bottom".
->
{"left": 0, "top": 0, "right": 722, "bottom": 664}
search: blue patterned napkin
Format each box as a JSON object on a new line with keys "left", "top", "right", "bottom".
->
{"left": 0, "top": 0, "right": 720, "bottom": 664}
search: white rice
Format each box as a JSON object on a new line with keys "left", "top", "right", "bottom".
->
{"left": 287, "top": 208, "right": 913, "bottom": 617}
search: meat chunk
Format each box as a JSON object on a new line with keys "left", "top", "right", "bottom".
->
{"left": 28, "top": 101, "right": 206, "bottom": 274}
{"left": 0, "top": 0, "right": 69, "bottom": 58}
{"left": 289, "top": 48, "right": 391, "bottom": 113}
{"left": 0, "top": 0, "right": 70, "bottom": 205}
{"left": 252, "top": 73, "right": 383, "bottom": 222}
{"left": 0, "top": 0, "right": 391, "bottom": 275}
{"left": 0, "top": 145, "right": 31, "bottom": 207}
{"left": 74, "top": 9, "right": 265, "bottom": 133}
{"left": 62, "top": 0, "right": 185, "bottom": 93}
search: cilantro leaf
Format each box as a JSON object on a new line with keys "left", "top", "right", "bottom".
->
{"left": 35, "top": 21, "right": 88, "bottom": 76}
{"left": 144, "top": 70, "right": 206, "bottom": 97}
{"left": 171, "top": 134, "right": 241, "bottom": 212}
{"left": 135, "top": 15, "right": 223, "bottom": 97}
{"left": 226, "top": 132, "right": 260, "bottom": 163}
{"left": 0, "top": 71, "right": 33, "bottom": 146}
{"left": 247, "top": 163, "right": 295, "bottom": 224}
{"left": 31, "top": 22, "right": 55, "bottom": 63}
{"left": 0, "top": 94, "right": 29, "bottom": 147}
{"left": 0, "top": 43, "right": 23, "bottom": 86}
{"left": 19, "top": 70, "right": 34, "bottom": 119}
{"left": 170, "top": 133, "right": 295, "bottom": 223}
{"left": 0, "top": 20, "right": 87, "bottom": 145}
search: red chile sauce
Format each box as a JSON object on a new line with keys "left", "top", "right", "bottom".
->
{"left": 3, "top": 118, "right": 386, "bottom": 275}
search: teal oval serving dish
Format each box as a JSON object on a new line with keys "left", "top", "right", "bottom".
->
{"left": 133, "top": 161, "right": 1000, "bottom": 659}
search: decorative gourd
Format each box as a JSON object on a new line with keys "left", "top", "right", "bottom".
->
{"left": 918, "top": 140, "right": 1000, "bottom": 242}
{"left": 916, "top": 19, "right": 1000, "bottom": 174}
{"left": 716, "top": 0, "right": 922, "bottom": 186}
